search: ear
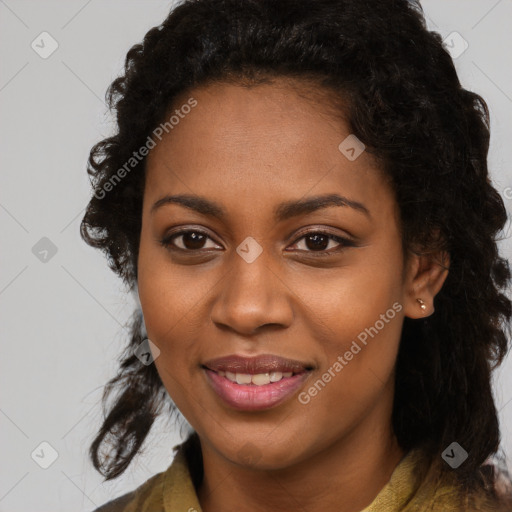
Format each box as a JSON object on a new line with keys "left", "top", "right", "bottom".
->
{"left": 402, "top": 243, "right": 450, "bottom": 319}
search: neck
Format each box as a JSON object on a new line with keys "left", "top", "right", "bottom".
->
{"left": 197, "top": 420, "right": 405, "bottom": 512}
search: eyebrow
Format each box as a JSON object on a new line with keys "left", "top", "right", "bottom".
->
{"left": 150, "top": 193, "right": 371, "bottom": 221}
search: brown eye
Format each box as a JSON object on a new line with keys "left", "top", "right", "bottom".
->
{"left": 302, "top": 233, "right": 332, "bottom": 251}
{"left": 288, "top": 231, "right": 355, "bottom": 256}
{"left": 160, "top": 230, "right": 220, "bottom": 251}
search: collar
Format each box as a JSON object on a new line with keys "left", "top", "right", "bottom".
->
{"left": 161, "top": 437, "right": 459, "bottom": 512}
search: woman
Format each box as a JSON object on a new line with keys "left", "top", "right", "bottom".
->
{"left": 81, "top": 0, "right": 512, "bottom": 510}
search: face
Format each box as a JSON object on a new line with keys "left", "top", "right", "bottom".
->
{"left": 137, "top": 78, "right": 423, "bottom": 470}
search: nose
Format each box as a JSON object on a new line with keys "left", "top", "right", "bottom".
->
{"left": 210, "top": 248, "right": 294, "bottom": 336}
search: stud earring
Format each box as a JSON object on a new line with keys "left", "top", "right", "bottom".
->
{"left": 416, "top": 298, "right": 427, "bottom": 312}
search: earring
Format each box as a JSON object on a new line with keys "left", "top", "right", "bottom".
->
{"left": 416, "top": 298, "right": 427, "bottom": 313}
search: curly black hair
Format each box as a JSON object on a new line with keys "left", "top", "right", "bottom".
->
{"left": 80, "top": 0, "right": 512, "bottom": 509}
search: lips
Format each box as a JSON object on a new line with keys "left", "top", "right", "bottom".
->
{"left": 202, "top": 353, "right": 313, "bottom": 375}
{"left": 202, "top": 354, "right": 314, "bottom": 411}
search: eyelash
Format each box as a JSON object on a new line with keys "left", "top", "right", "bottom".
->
{"left": 159, "top": 229, "right": 355, "bottom": 257}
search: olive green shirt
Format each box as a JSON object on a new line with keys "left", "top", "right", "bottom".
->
{"left": 93, "top": 437, "right": 461, "bottom": 512}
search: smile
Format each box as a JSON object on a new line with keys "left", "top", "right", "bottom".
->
{"left": 203, "top": 368, "right": 312, "bottom": 411}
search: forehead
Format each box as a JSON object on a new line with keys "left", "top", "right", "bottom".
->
{"left": 144, "top": 79, "right": 396, "bottom": 223}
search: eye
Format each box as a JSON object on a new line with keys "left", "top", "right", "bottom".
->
{"left": 159, "top": 228, "right": 355, "bottom": 255}
{"left": 287, "top": 230, "right": 355, "bottom": 256}
{"left": 159, "top": 229, "right": 221, "bottom": 252}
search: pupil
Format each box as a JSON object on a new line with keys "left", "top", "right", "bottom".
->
{"left": 183, "top": 232, "right": 206, "bottom": 250}
{"left": 306, "top": 234, "right": 328, "bottom": 251}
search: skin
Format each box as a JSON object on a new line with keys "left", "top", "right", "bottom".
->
{"left": 137, "top": 78, "right": 450, "bottom": 512}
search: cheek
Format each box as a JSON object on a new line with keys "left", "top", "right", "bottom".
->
{"left": 137, "top": 267, "right": 200, "bottom": 417}
{"left": 297, "top": 317, "right": 402, "bottom": 445}
{"left": 136, "top": 250, "right": 199, "bottom": 390}
{"left": 137, "top": 233, "right": 208, "bottom": 341}
{"left": 295, "top": 254, "right": 404, "bottom": 344}
{"left": 297, "top": 270, "right": 404, "bottom": 411}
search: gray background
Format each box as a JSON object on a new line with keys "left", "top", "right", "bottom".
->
{"left": 1, "top": 1, "right": 511, "bottom": 511}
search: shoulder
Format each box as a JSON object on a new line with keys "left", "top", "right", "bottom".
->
{"left": 91, "top": 470, "right": 166, "bottom": 512}
{"left": 90, "top": 434, "right": 203, "bottom": 512}
{"left": 92, "top": 489, "right": 136, "bottom": 512}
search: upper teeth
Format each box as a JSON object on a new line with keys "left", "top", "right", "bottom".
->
{"left": 218, "top": 370, "right": 293, "bottom": 385}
